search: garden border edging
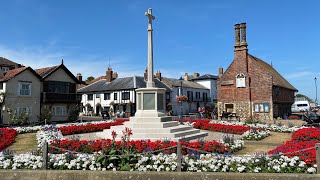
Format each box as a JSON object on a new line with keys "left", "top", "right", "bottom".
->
{"left": 0, "top": 170, "right": 319, "bottom": 180}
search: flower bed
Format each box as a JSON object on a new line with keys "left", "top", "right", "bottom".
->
{"left": 210, "top": 120, "right": 300, "bottom": 133}
{"left": 0, "top": 128, "right": 17, "bottom": 151}
{"left": 57, "top": 121, "right": 125, "bottom": 135}
{"left": 48, "top": 139, "right": 230, "bottom": 154}
{"left": 0, "top": 152, "right": 316, "bottom": 173}
{"left": 268, "top": 127, "right": 320, "bottom": 165}
{"left": 240, "top": 129, "right": 270, "bottom": 141}
{"left": 185, "top": 119, "right": 269, "bottom": 140}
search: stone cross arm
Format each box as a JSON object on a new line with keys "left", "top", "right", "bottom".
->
{"left": 145, "top": 8, "right": 155, "bottom": 25}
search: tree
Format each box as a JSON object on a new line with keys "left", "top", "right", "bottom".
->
{"left": 295, "top": 94, "right": 314, "bottom": 102}
{"left": 86, "top": 76, "right": 95, "bottom": 82}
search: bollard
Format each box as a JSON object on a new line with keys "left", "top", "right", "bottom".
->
{"left": 42, "top": 142, "right": 48, "bottom": 170}
{"left": 177, "top": 141, "right": 181, "bottom": 172}
{"left": 316, "top": 143, "right": 320, "bottom": 174}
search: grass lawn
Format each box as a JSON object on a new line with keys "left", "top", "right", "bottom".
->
{"left": 5, "top": 133, "right": 38, "bottom": 154}
{"left": 234, "top": 132, "right": 292, "bottom": 155}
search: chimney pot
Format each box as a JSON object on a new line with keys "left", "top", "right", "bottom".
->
{"left": 106, "top": 67, "right": 113, "bottom": 82}
{"left": 156, "top": 70, "right": 162, "bottom": 81}
{"left": 240, "top": 23, "right": 248, "bottom": 46}
{"left": 184, "top": 72, "right": 189, "bottom": 81}
{"left": 76, "top": 73, "right": 83, "bottom": 82}
{"left": 234, "top": 24, "right": 241, "bottom": 48}
{"left": 218, "top": 67, "right": 223, "bottom": 78}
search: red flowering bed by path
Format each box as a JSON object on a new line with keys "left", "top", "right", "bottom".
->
{"left": 58, "top": 120, "right": 125, "bottom": 135}
{"left": 268, "top": 127, "right": 320, "bottom": 165}
{"left": 0, "top": 128, "right": 17, "bottom": 151}
{"left": 49, "top": 139, "right": 229, "bottom": 154}
{"left": 183, "top": 119, "right": 260, "bottom": 135}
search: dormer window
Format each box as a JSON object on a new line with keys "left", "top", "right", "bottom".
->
{"left": 236, "top": 73, "right": 246, "bottom": 88}
{"left": 2, "top": 67, "right": 9, "bottom": 73}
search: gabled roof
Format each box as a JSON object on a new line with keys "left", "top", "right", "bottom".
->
{"left": 35, "top": 65, "right": 59, "bottom": 78}
{"left": 0, "top": 66, "right": 42, "bottom": 82}
{"left": 161, "top": 77, "right": 209, "bottom": 89}
{"left": 0, "top": 57, "right": 21, "bottom": 66}
{"left": 249, "top": 54, "right": 297, "bottom": 91}
{"left": 77, "top": 76, "right": 170, "bottom": 93}
{"left": 35, "top": 64, "right": 81, "bottom": 84}
{"left": 192, "top": 74, "right": 218, "bottom": 81}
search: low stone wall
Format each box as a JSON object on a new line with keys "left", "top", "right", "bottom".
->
{"left": 0, "top": 170, "right": 319, "bottom": 180}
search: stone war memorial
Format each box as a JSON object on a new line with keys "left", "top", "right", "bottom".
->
{"left": 97, "top": 8, "right": 207, "bottom": 141}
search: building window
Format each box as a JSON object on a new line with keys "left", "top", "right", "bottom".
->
{"left": 104, "top": 93, "right": 110, "bottom": 100}
{"left": 52, "top": 106, "right": 66, "bottom": 116}
{"left": 254, "top": 103, "right": 269, "bottom": 113}
{"left": 196, "top": 92, "right": 200, "bottom": 99}
{"left": 0, "top": 82, "right": 3, "bottom": 89}
{"left": 19, "top": 82, "right": 31, "bottom": 96}
{"left": 96, "top": 94, "right": 100, "bottom": 98}
{"left": 45, "top": 81, "right": 72, "bottom": 94}
{"left": 15, "top": 107, "right": 31, "bottom": 115}
{"left": 187, "top": 91, "right": 191, "bottom": 101}
{"left": 190, "top": 91, "right": 194, "bottom": 101}
{"left": 88, "top": 94, "right": 93, "bottom": 101}
{"left": 2, "top": 67, "right": 9, "bottom": 73}
{"left": 122, "top": 92, "right": 130, "bottom": 100}
{"left": 114, "top": 93, "right": 118, "bottom": 100}
{"left": 203, "top": 92, "right": 208, "bottom": 101}
{"left": 236, "top": 73, "right": 246, "bottom": 88}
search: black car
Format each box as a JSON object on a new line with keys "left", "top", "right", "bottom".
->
{"left": 303, "top": 111, "right": 320, "bottom": 124}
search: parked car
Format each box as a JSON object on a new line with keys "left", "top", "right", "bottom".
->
{"left": 291, "top": 101, "right": 310, "bottom": 112}
{"left": 302, "top": 110, "right": 320, "bottom": 124}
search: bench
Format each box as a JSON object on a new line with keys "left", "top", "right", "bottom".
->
{"left": 220, "top": 112, "right": 240, "bottom": 122}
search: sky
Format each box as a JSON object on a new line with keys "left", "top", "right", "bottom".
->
{"left": 0, "top": 0, "right": 319, "bottom": 100}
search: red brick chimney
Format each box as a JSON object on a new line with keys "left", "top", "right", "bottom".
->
{"left": 106, "top": 67, "right": 113, "bottom": 82}
{"left": 218, "top": 67, "right": 223, "bottom": 78}
{"left": 112, "top": 72, "right": 118, "bottom": 79}
{"left": 234, "top": 22, "right": 249, "bottom": 72}
{"left": 76, "top": 73, "right": 83, "bottom": 82}
{"left": 155, "top": 70, "right": 161, "bottom": 81}
{"left": 143, "top": 67, "right": 148, "bottom": 81}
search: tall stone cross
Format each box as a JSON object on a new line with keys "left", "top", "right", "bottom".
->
{"left": 145, "top": 8, "right": 155, "bottom": 88}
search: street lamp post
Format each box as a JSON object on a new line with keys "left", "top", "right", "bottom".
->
{"left": 179, "top": 76, "right": 183, "bottom": 124}
{"left": 315, "top": 77, "right": 318, "bottom": 105}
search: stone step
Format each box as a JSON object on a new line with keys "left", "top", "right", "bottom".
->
{"left": 168, "top": 125, "right": 193, "bottom": 133}
{"left": 173, "top": 129, "right": 201, "bottom": 138}
{"left": 180, "top": 132, "right": 208, "bottom": 141}
{"left": 130, "top": 116, "right": 173, "bottom": 122}
{"left": 127, "top": 125, "right": 192, "bottom": 134}
{"left": 109, "top": 121, "right": 179, "bottom": 130}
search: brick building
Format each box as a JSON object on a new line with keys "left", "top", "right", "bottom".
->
{"left": 217, "top": 23, "right": 297, "bottom": 121}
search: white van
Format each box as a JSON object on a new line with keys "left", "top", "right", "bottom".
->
{"left": 291, "top": 101, "right": 310, "bottom": 112}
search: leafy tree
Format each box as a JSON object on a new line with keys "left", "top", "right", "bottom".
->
{"left": 86, "top": 76, "right": 95, "bottom": 82}
{"left": 295, "top": 94, "right": 314, "bottom": 102}
{"left": 38, "top": 106, "right": 52, "bottom": 124}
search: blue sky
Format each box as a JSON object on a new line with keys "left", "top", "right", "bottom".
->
{"left": 0, "top": 0, "right": 319, "bottom": 100}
